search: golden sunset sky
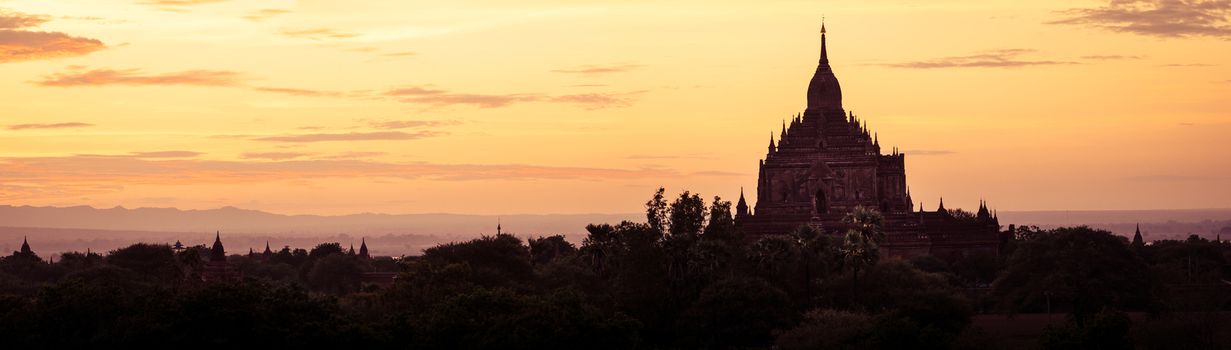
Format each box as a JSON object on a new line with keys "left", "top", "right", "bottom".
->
{"left": 2, "top": 0, "right": 1229, "bottom": 215}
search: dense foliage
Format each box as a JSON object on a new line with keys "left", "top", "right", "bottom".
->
{"left": 1, "top": 188, "right": 1229, "bottom": 348}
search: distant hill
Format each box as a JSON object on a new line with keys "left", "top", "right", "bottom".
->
{"left": 998, "top": 209, "right": 1231, "bottom": 242}
{"left": 2, "top": 205, "right": 1228, "bottom": 256}
{"left": 0, "top": 204, "right": 638, "bottom": 236}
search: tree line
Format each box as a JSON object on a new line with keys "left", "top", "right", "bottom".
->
{"left": 1, "top": 188, "right": 1229, "bottom": 348}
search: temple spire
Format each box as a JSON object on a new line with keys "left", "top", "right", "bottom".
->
{"left": 1132, "top": 223, "right": 1145, "bottom": 247}
{"left": 20, "top": 236, "right": 31, "bottom": 254}
{"left": 497, "top": 217, "right": 502, "bottom": 235}
{"left": 819, "top": 17, "right": 828, "bottom": 64}
{"left": 736, "top": 187, "right": 750, "bottom": 218}
{"left": 210, "top": 231, "right": 226, "bottom": 262}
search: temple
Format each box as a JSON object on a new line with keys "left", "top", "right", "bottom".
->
{"left": 735, "top": 22, "right": 1001, "bottom": 259}
{"left": 201, "top": 231, "right": 241, "bottom": 282}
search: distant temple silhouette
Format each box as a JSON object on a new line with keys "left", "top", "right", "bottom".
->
{"left": 201, "top": 231, "right": 241, "bottom": 282}
{"left": 735, "top": 21, "right": 1001, "bottom": 259}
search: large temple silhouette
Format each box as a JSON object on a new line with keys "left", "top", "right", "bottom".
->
{"left": 735, "top": 22, "right": 1001, "bottom": 258}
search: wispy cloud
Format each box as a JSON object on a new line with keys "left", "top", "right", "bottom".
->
{"left": 626, "top": 153, "right": 717, "bottom": 160}
{"left": 74, "top": 150, "right": 202, "bottom": 159}
{"left": 367, "top": 119, "right": 460, "bottom": 129}
{"left": 252, "top": 86, "right": 343, "bottom": 97}
{"left": 382, "top": 51, "right": 416, "bottom": 57}
{"left": 8, "top": 122, "right": 93, "bottom": 130}
{"left": 241, "top": 152, "right": 310, "bottom": 160}
{"left": 36, "top": 68, "right": 243, "bottom": 87}
{"left": 126, "top": 151, "right": 201, "bottom": 158}
{"left": 1159, "top": 63, "right": 1215, "bottom": 67}
{"left": 1052, "top": 0, "right": 1231, "bottom": 38}
{"left": 549, "top": 91, "right": 644, "bottom": 110}
{"left": 252, "top": 131, "right": 444, "bottom": 143}
{"left": 0, "top": 9, "right": 48, "bottom": 29}
{"left": 551, "top": 63, "right": 642, "bottom": 74}
{"left": 1081, "top": 55, "right": 1144, "bottom": 60}
{"left": 903, "top": 149, "right": 956, "bottom": 156}
{"left": 1124, "top": 174, "right": 1227, "bottom": 182}
{"left": 281, "top": 28, "right": 358, "bottom": 40}
{"left": 883, "top": 49, "right": 1079, "bottom": 69}
{"left": 139, "top": 0, "right": 226, "bottom": 12}
{"left": 0, "top": 156, "right": 693, "bottom": 187}
{"left": 385, "top": 86, "right": 644, "bottom": 109}
{"left": 385, "top": 87, "right": 536, "bottom": 108}
{"left": 242, "top": 9, "right": 289, "bottom": 22}
{"left": 0, "top": 9, "right": 105, "bottom": 63}
{"left": 315, "top": 151, "right": 385, "bottom": 159}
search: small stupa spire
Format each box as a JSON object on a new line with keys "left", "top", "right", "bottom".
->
{"left": 1132, "top": 223, "right": 1145, "bottom": 247}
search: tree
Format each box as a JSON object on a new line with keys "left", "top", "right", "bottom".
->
{"left": 678, "top": 277, "right": 794, "bottom": 348}
{"left": 307, "top": 254, "right": 365, "bottom": 294}
{"left": 529, "top": 235, "right": 576, "bottom": 265}
{"left": 992, "top": 226, "right": 1154, "bottom": 323}
{"left": 839, "top": 206, "right": 885, "bottom": 300}
{"left": 843, "top": 205, "right": 885, "bottom": 241}
{"left": 702, "top": 196, "right": 738, "bottom": 242}
{"left": 106, "top": 243, "right": 182, "bottom": 282}
{"left": 645, "top": 187, "right": 669, "bottom": 234}
{"left": 420, "top": 234, "right": 533, "bottom": 288}
{"left": 668, "top": 190, "right": 707, "bottom": 238}
{"left": 309, "top": 243, "right": 344, "bottom": 260}
{"left": 776, "top": 309, "right": 877, "bottom": 350}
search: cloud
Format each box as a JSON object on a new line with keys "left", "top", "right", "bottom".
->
{"left": 385, "top": 87, "right": 537, "bottom": 108}
{"left": 1081, "top": 55, "right": 1144, "bottom": 60}
{"left": 625, "top": 153, "right": 717, "bottom": 160}
{"left": 73, "top": 151, "right": 202, "bottom": 159}
{"left": 252, "top": 86, "right": 342, "bottom": 97}
{"left": 551, "top": 63, "right": 642, "bottom": 74}
{"left": 1051, "top": 0, "right": 1231, "bottom": 38}
{"left": 315, "top": 151, "right": 386, "bottom": 159}
{"left": 8, "top": 122, "right": 93, "bottom": 130}
{"left": 281, "top": 28, "right": 358, "bottom": 40}
{"left": 252, "top": 131, "right": 444, "bottom": 143}
{"left": 688, "top": 170, "right": 742, "bottom": 177}
{"left": 367, "top": 119, "right": 460, "bottom": 129}
{"left": 241, "top": 152, "right": 310, "bottom": 160}
{"left": 382, "top": 51, "right": 416, "bottom": 57}
{"left": 0, "top": 9, "right": 106, "bottom": 63}
{"left": 883, "top": 49, "right": 1079, "bottom": 69}
{"left": 0, "top": 155, "right": 696, "bottom": 186}
{"left": 549, "top": 91, "right": 644, "bottom": 110}
{"left": 903, "top": 149, "right": 956, "bottom": 156}
{"left": 1159, "top": 63, "right": 1215, "bottom": 67}
{"left": 126, "top": 151, "right": 201, "bottom": 158}
{"left": 36, "top": 68, "right": 244, "bottom": 87}
{"left": 139, "top": 0, "right": 226, "bottom": 11}
{"left": 0, "top": 9, "right": 49, "bottom": 29}
{"left": 242, "top": 9, "right": 289, "bottom": 22}
{"left": 385, "top": 86, "right": 643, "bottom": 109}
{"left": 1124, "top": 174, "right": 1226, "bottom": 182}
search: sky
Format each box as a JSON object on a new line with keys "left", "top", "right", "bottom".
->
{"left": 1, "top": 0, "right": 1229, "bottom": 216}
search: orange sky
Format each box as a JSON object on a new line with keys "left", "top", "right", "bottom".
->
{"left": 2, "top": 0, "right": 1229, "bottom": 215}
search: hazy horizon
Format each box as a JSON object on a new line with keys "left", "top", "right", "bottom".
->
{"left": 5, "top": 204, "right": 1228, "bottom": 257}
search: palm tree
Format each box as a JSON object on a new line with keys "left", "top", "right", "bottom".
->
{"left": 842, "top": 206, "right": 884, "bottom": 242}
{"left": 840, "top": 206, "right": 884, "bottom": 304}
